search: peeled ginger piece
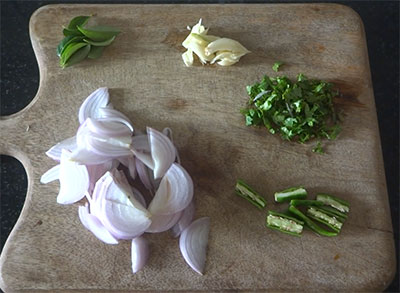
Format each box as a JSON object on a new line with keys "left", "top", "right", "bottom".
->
{"left": 181, "top": 19, "right": 250, "bottom": 67}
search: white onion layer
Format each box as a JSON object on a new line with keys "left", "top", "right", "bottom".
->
{"left": 45, "top": 136, "right": 77, "bottom": 161}
{"left": 40, "top": 164, "right": 60, "bottom": 184}
{"left": 57, "top": 149, "right": 89, "bottom": 205}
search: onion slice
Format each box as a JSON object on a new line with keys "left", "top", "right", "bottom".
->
{"left": 40, "top": 164, "right": 60, "bottom": 184}
{"left": 135, "top": 158, "right": 154, "bottom": 192}
{"left": 148, "top": 127, "right": 176, "bottom": 179}
{"left": 96, "top": 172, "right": 152, "bottom": 239}
{"left": 131, "top": 236, "right": 149, "bottom": 273}
{"left": 146, "top": 211, "right": 182, "bottom": 233}
{"left": 179, "top": 217, "right": 210, "bottom": 275}
{"left": 76, "top": 118, "right": 133, "bottom": 158}
{"left": 148, "top": 163, "right": 193, "bottom": 215}
{"left": 97, "top": 107, "right": 134, "bottom": 132}
{"left": 171, "top": 200, "right": 195, "bottom": 237}
{"left": 57, "top": 149, "right": 89, "bottom": 205}
{"left": 78, "top": 87, "right": 111, "bottom": 124}
{"left": 78, "top": 204, "right": 119, "bottom": 245}
{"left": 45, "top": 136, "right": 77, "bottom": 161}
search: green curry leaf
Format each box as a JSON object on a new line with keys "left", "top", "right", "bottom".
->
{"left": 77, "top": 25, "right": 120, "bottom": 42}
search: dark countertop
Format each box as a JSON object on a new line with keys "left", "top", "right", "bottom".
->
{"left": 0, "top": 1, "right": 398, "bottom": 291}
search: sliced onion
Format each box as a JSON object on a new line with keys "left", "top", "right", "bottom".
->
{"left": 171, "top": 200, "right": 195, "bottom": 237}
{"left": 146, "top": 211, "right": 182, "bottom": 233}
{"left": 87, "top": 118, "right": 132, "bottom": 137}
{"left": 132, "top": 134, "right": 150, "bottom": 151}
{"left": 131, "top": 186, "right": 147, "bottom": 208}
{"left": 69, "top": 147, "right": 110, "bottom": 165}
{"left": 127, "top": 156, "right": 136, "bottom": 179}
{"left": 96, "top": 172, "right": 152, "bottom": 239}
{"left": 87, "top": 162, "right": 113, "bottom": 194}
{"left": 131, "top": 236, "right": 149, "bottom": 273}
{"left": 148, "top": 163, "right": 193, "bottom": 215}
{"left": 78, "top": 204, "right": 119, "bottom": 245}
{"left": 98, "top": 108, "right": 134, "bottom": 132}
{"left": 135, "top": 158, "right": 154, "bottom": 192}
{"left": 179, "top": 217, "right": 210, "bottom": 275}
{"left": 78, "top": 87, "right": 111, "bottom": 124}
{"left": 148, "top": 127, "right": 176, "bottom": 179}
{"left": 40, "top": 164, "right": 60, "bottom": 184}
{"left": 162, "top": 127, "right": 181, "bottom": 164}
{"left": 76, "top": 118, "right": 132, "bottom": 158}
{"left": 45, "top": 136, "right": 77, "bottom": 161}
{"left": 57, "top": 149, "right": 89, "bottom": 205}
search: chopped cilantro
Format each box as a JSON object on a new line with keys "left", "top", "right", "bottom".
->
{"left": 242, "top": 74, "right": 341, "bottom": 152}
{"left": 272, "top": 61, "right": 283, "bottom": 72}
{"left": 312, "top": 141, "right": 325, "bottom": 154}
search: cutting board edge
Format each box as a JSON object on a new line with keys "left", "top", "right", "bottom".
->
{"left": 0, "top": 150, "right": 35, "bottom": 293}
{"left": 0, "top": 3, "right": 396, "bottom": 292}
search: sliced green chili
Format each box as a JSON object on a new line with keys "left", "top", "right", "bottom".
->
{"left": 266, "top": 210, "right": 304, "bottom": 236}
{"left": 274, "top": 186, "right": 307, "bottom": 203}
{"left": 307, "top": 207, "right": 343, "bottom": 233}
{"left": 316, "top": 194, "right": 350, "bottom": 213}
{"left": 290, "top": 199, "right": 324, "bottom": 207}
{"left": 318, "top": 205, "right": 347, "bottom": 221}
{"left": 235, "top": 179, "right": 266, "bottom": 209}
{"left": 288, "top": 205, "right": 338, "bottom": 237}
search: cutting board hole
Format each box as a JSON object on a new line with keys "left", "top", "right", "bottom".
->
{"left": 0, "top": 155, "right": 27, "bottom": 253}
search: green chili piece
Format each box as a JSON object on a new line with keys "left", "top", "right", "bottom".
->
{"left": 274, "top": 186, "right": 307, "bottom": 203}
{"left": 318, "top": 205, "right": 347, "bottom": 221}
{"left": 288, "top": 205, "right": 338, "bottom": 237}
{"left": 290, "top": 199, "right": 324, "bottom": 207}
{"left": 235, "top": 180, "right": 266, "bottom": 209}
{"left": 316, "top": 194, "right": 350, "bottom": 213}
{"left": 266, "top": 210, "right": 304, "bottom": 236}
{"left": 307, "top": 207, "right": 343, "bottom": 233}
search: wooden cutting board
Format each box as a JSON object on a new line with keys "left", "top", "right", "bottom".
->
{"left": 0, "top": 4, "right": 396, "bottom": 292}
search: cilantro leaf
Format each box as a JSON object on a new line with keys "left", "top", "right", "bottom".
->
{"left": 272, "top": 61, "right": 283, "bottom": 72}
{"left": 312, "top": 141, "right": 325, "bottom": 154}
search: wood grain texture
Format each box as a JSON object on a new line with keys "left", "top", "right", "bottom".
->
{"left": 0, "top": 3, "right": 396, "bottom": 292}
